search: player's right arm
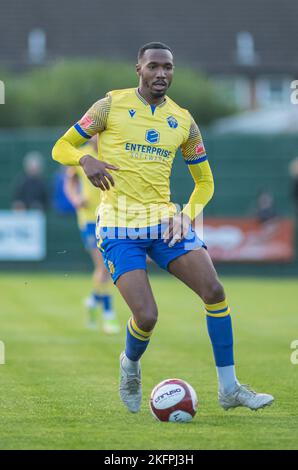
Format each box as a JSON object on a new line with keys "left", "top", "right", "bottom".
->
{"left": 52, "top": 95, "right": 119, "bottom": 190}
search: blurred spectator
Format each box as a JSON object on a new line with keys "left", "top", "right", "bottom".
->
{"left": 255, "top": 190, "right": 277, "bottom": 224}
{"left": 289, "top": 157, "right": 298, "bottom": 216}
{"left": 12, "top": 151, "right": 48, "bottom": 211}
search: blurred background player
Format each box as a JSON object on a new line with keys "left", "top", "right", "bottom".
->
{"left": 12, "top": 150, "right": 48, "bottom": 212}
{"left": 289, "top": 157, "right": 298, "bottom": 259}
{"left": 289, "top": 157, "right": 298, "bottom": 217}
{"left": 64, "top": 135, "right": 120, "bottom": 334}
{"left": 255, "top": 190, "right": 277, "bottom": 225}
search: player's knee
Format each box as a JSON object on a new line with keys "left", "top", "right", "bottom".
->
{"left": 201, "top": 280, "right": 225, "bottom": 305}
{"left": 134, "top": 305, "right": 158, "bottom": 332}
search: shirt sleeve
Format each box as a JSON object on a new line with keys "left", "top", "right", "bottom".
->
{"left": 73, "top": 94, "right": 111, "bottom": 139}
{"left": 181, "top": 115, "right": 207, "bottom": 165}
{"left": 181, "top": 160, "right": 214, "bottom": 220}
{"left": 180, "top": 115, "right": 213, "bottom": 220}
{"left": 52, "top": 94, "right": 111, "bottom": 166}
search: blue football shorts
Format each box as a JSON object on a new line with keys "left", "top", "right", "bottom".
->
{"left": 80, "top": 222, "right": 97, "bottom": 250}
{"left": 97, "top": 224, "right": 207, "bottom": 283}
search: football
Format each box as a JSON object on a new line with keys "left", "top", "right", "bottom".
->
{"left": 149, "top": 378, "right": 198, "bottom": 422}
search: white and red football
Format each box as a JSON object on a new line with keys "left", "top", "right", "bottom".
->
{"left": 149, "top": 378, "right": 198, "bottom": 422}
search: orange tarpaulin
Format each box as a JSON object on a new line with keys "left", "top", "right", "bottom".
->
{"left": 202, "top": 218, "right": 295, "bottom": 262}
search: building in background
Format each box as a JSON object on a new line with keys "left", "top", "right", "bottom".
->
{"left": 1, "top": 0, "right": 297, "bottom": 110}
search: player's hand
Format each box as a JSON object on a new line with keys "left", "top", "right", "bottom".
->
{"left": 79, "top": 155, "right": 119, "bottom": 190}
{"left": 162, "top": 213, "right": 192, "bottom": 247}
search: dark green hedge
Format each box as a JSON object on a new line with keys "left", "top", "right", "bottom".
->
{"left": 0, "top": 60, "right": 235, "bottom": 128}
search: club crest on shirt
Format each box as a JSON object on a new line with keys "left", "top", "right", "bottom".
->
{"left": 145, "top": 129, "right": 160, "bottom": 144}
{"left": 167, "top": 116, "right": 178, "bottom": 128}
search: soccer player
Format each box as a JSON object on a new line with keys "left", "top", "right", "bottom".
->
{"left": 52, "top": 42, "right": 274, "bottom": 413}
{"left": 64, "top": 136, "right": 120, "bottom": 334}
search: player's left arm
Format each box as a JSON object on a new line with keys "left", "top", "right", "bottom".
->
{"left": 182, "top": 160, "right": 214, "bottom": 220}
{"left": 163, "top": 116, "right": 214, "bottom": 246}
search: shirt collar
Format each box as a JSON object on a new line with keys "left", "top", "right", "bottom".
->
{"left": 135, "top": 88, "right": 167, "bottom": 108}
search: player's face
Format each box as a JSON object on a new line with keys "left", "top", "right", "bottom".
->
{"left": 136, "top": 49, "right": 174, "bottom": 98}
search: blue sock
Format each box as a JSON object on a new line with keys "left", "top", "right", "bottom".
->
{"left": 206, "top": 315, "right": 234, "bottom": 367}
{"left": 93, "top": 293, "right": 115, "bottom": 319}
{"left": 125, "top": 317, "right": 153, "bottom": 362}
{"left": 93, "top": 293, "right": 102, "bottom": 304}
{"left": 101, "top": 294, "right": 112, "bottom": 312}
{"left": 205, "top": 299, "right": 238, "bottom": 393}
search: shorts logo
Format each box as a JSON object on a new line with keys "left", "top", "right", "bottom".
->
{"left": 167, "top": 116, "right": 178, "bottom": 128}
{"left": 107, "top": 260, "right": 115, "bottom": 275}
{"left": 146, "top": 129, "right": 160, "bottom": 144}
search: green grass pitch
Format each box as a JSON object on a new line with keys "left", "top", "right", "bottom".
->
{"left": 0, "top": 272, "right": 297, "bottom": 450}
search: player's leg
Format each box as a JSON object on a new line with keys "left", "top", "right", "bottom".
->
{"left": 116, "top": 269, "right": 158, "bottom": 413}
{"left": 89, "top": 247, "right": 120, "bottom": 334}
{"left": 80, "top": 223, "right": 100, "bottom": 328}
{"left": 168, "top": 248, "right": 236, "bottom": 392}
{"left": 98, "top": 231, "right": 156, "bottom": 412}
{"left": 168, "top": 248, "right": 274, "bottom": 410}
{"left": 117, "top": 268, "right": 158, "bottom": 360}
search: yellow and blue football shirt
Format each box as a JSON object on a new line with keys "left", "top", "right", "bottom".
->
{"left": 53, "top": 88, "right": 214, "bottom": 228}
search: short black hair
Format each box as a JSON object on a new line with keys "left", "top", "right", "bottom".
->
{"left": 137, "top": 42, "right": 173, "bottom": 60}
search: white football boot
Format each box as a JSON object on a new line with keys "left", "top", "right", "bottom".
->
{"left": 119, "top": 352, "right": 142, "bottom": 413}
{"left": 219, "top": 383, "right": 274, "bottom": 411}
{"left": 102, "top": 317, "right": 121, "bottom": 335}
{"left": 84, "top": 296, "right": 98, "bottom": 330}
